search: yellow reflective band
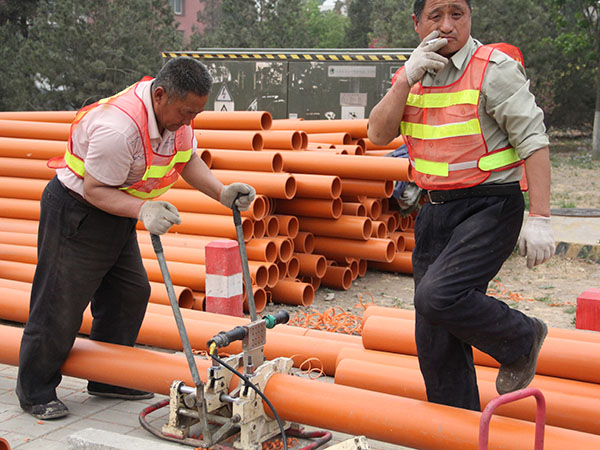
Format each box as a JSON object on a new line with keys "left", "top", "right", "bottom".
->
{"left": 414, "top": 158, "right": 449, "bottom": 177}
{"left": 406, "top": 90, "right": 479, "bottom": 108}
{"left": 141, "top": 148, "right": 193, "bottom": 181}
{"left": 479, "top": 148, "right": 520, "bottom": 171}
{"left": 401, "top": 118, "right": 481, "bottom": 140}
{"left": 63, "top": 150, "right": 85, "bottom": 176}
{"left": 119, "top": 182, "right": 175, "bottom": 199}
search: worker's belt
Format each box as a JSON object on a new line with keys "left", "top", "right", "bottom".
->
{"left": 425, "top": 182, "right": 521, "bottom": 204}
{"left": 59, "top": 179, "right": 95, "bottom": 208}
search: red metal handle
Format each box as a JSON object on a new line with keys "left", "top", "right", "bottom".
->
{"left": 479, "top": 387, "right": 546, "bottom": 450}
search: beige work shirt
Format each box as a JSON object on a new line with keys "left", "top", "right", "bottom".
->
{"left": 420, "top": 37, "right": 549, "bottom": 184}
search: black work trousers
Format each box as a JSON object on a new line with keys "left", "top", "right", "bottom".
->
{"left": 412, "top": 193, "right": 536, "bottom": 411}
{"left": 16, "top": 176, "right": 150, "bottom": 407}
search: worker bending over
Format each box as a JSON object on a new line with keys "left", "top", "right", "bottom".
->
{"left": 368, "top": 0, "right": 554, "bottom": 411}
{"left": 16, "top": 57, "right": 256, "bottom": 419}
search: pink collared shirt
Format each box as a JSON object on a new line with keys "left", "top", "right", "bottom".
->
{"left": 57, "top": 80, "right": 196, "bottom": 196}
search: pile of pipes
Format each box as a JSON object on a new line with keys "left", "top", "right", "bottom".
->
{"left": 0, "top": 110, "right": 414, "bottom": 314}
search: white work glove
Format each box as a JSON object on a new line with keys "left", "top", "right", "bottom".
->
{"left": 518, "top": 215, "right": 555, "bottom": 269}
{"left": 138, "top": 201, "right": 181, "bottom": 235}
{"left": 404, "top": 31, "right": 449, "bottom": 87}
{"left": 398, "top": 183, "right": 423, "bottom": 214}
{"left": 219, "top": 183, "right": 256, "bottom": 211}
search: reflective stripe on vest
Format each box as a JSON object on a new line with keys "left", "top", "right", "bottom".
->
{"left": 406, "top": 89, "right": 479, "bottom": 109}
{"left": 139, "top": 148, "right": 193, "bottom": 181}
{"left": 401, "top": 118, "right": 481, "bottom": 140}
{"left": 413, "top": 147, "right": 520, "bottom": 177}
{"left": 120, "top": 182, "right": 176, "bottom": 199}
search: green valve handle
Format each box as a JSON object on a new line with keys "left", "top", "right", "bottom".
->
{"left": 263, "top": 310, "right": 289, "bottom": 329}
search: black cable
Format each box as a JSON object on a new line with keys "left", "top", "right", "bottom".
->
{"left": 209, "top": 352, "right": 288, "bottom": 450}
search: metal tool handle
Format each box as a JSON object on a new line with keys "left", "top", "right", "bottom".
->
{"left": 232, "top": 193, "right": 257, "bottom": 321}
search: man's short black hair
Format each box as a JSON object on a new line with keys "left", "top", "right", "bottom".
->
{"left": 413, "top": 0, "right": 472, "bottom": 21}
{"left": 153, "top": 57, "right": 212, "bottom": 99}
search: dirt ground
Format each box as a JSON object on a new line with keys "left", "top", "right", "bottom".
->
{"left": 263, "top": 135, "right": 600, "bottom": 332}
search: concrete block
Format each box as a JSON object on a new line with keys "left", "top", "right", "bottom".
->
{"left": 67, "top": 428, "right": 184, "bottom": 450}
{"left": 576, "top": 288, "right": 600, "bottom": 331}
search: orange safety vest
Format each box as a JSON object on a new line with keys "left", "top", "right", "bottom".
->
{"left": 48, "top": 76, "right": 194, "bottom": 199}
{"left": 398, "top": 44, "right": 524, "bottom": 190}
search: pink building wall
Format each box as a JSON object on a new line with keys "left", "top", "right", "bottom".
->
{"left": 172, "top": 0, "right": 207, "bottom": 43}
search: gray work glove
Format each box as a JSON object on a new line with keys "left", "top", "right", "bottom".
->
{"left": 519, "top": 215, "right": 555, "bottom": 269}
{"left": 138, "top": 201, "right": 181, "bottom": 235}
{"left": 404, "top": 31, "right": 449, "bottom": 87}
{"left": 219, "top": 183, "right": 256, "bottom": 211}
{"left": 397, "top": 183, "right": 423, "bottom": 214}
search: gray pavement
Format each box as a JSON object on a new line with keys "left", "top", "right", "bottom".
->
{"left": 0, "top": 214, "right": 596, "bottom": 449}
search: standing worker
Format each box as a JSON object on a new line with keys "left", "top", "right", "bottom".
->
{"left": 368, "top": 0, "right": 555, "bottom": 411}
{"left": 16, "top": 57, "right": 256, "bottom": 420}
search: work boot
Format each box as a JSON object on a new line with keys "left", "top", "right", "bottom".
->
{"left": 496, "top": 318, "right": 548, "bottom": 395}
{"left": 87, "top": 381, "right": 154, "bottom": 400}
{"left": 21, "top": 399, "right": 69, "bottom": 420}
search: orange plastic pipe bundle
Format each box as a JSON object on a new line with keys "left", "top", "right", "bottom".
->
{"left": 313, "top": 236, "right": 395, "bottom": 263}
{"left": 0, "top": 111, "right": 76, "bottom": 123}
{"left": 267, "top": 279, "right": 314, "bottom": 307}
{"left": 297, "top": 216, "right": 372, "bottom": 241}
{"left": 270, "top": 151, "right": 413, "bottom": 182}
{"left": 148, "top": 281, "right": 194, "bottom": 308}
{"left": 199, "top": 149, "right": 284, "bottom": 172}
{"left": 320, "top": 264, "right": 352, "bottom": 290}
{"left": 361, "top": 315, "right": 600, "bottom": 384}
{"left": 340, "top": 178, "right": 393, "bottom": 198}
{"left": 369, "top": 251, "right": 413, "bottom": 273}
{"left": 193, "top": 111, "right": 272, "bottom": 130}
{"left": 194, "top": 130, "right": 263, "bottom": 150}
{"left": 306, "top": 132, "right": 352, "bottom": 145}
{"left": 0, "top": 157, "right": 55, "bottom": 179}
{"left": 0, "top": 119, "right": 70, "bottom": 141}
{"left": 270, "top": 118, "right": 368, "bottom": 139}
{"left": 0, "top": 137, "right": 65, "bottom": 159}
{"left": 261, "top": 130, "right": 304, "bottom": 150}
{"left": 294, "top": 252, "right": 327, "bottom": 278}
{"left": 198, "top": 170, "right": 297, "bottom": 200}
{"left": 334, "top": 358, "right": 600, "bottom": 436}
{"left": 275, "top": 198, "right": 343, "bottom": 219}
{"left": 292, "top": 174, "right": 342, "bottom": 199}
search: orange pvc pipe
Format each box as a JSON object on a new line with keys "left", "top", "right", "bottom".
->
{"left": 370, "top": 220, "right": 387, "bottom": 238}
{"left": 200, "top": 149, "right": 283, "bottom": 172}
{"left": 245, "top": 286, "right": 267, "bottom": 313}
{"left": 267, "top": 279, "right": 314, "bottom": 307}
{"left": 292, "top": 231, "right": 314, "bottom": 253}
{"left": 294, "top": 252, "right": 327, "bottom": 278}
{"left": 276, "top": 260, "right": 288, "bottom": 279}
{"left": 0, "top": 277, "right": 31, "bottom": 291}
{"left": 292, "top": 173, "right": 342, "bottom": 199}
{"left": 193, "top": 111, "right": 272, "bottom": 131}
{"left": 185, "top": 169, "right": 296, "bottom": 200}
{"left": 369, "top": 250, "right": 413, "bottom": 273}
{"left": 269, "top": 236, "right": 293, "bottom": 262}
{"left": 341, "top": 178, "right": 393, "bottom": 198}
{"left": 362, "top": 315, "right": 600, "bottom": 384}
{"left": 275, "top": 198, "right": 343, "bottom": 219}
{"left": 159, "top": 188, "right": 268, "bottom": 220}
{"left": 273, "top": 214, "right": 299, "bottom": 238}
{"left": 0, "top": 242, "right": 36, "bottom": 264}
{"left": 0, "top": 217, "right": 39, "bottom": 234}
{"left": 378, "top": 213, "right": 398, "bottom": 232}
{"left": 142, "top": 258, "right": 207, "bottom": 292}
{"left": 360, "top": 198, "right": 382, "bottom": 220}
{"left": 270, "top": 119, "right": 368, "bottom": 139}
{"left": 0, "top": 176, "right": 47, "bottom": 200}
{"left": 286, "top": 256, "right": 300, "bottom": 279}
{"left": 321, "top": 265, "right": 352, "bottom": 290}
{"left": 342, "top": 202, "right": 367, "bottom": 216}
{"left": 243, "top": 238, "right": 278, "bottom": 263}
{"left": 0, "top": 157, "right": 55, "bottom": 179}
{"left": 335, "top": 358, "right": 600, "bottom": 436}
{"left": 313, "top": 236, "right": 395, "bottom": 263}
{"left": 307, "top": 132, "right": 352, "bottom": 145}
{"left": 148, "top": 281, "right": 194, "bottom": 308}
{"left": 262, "top": 215, "right": 280, "bottom": 237}
{"left": 0, "top": 198, "right": 40, "bottom": 221}
{"left": 305, "top": 143, "right": 337, "bottom": 151}
{"left": 334, "top": 144, "right": 365, "bottom": 155}
{"left": 392, "top": 231, "right": 415, "bottom": 250}
{"left": 0, "top": 230, "right": 37, "bottom": 247}
{"left": 297, "top": 215, "right": 372, "bottom": 241}
{"left": 245, "top": 261, "right": 270, "bottom": 288}
{"left": 194, "top": 129, "right": 263, "bottom": 150}
{"left": 253, "top": 218, "right": 266, "bottom": 238}
{"left": 260, "top": 130, "right": 303, "bottom": 150}
{"left": 269, "top": 151, "right": 412, "bottom": 182}
{"left": 0, "top": 111, "right": 76, "bottom": 123}
{"left": 137, "top": 211, "right": 253, "bottom": 242}
{"left": 363, "top": 135, "right": 405, "bottom": 150}
{"left": 0, "top": 137, "right": 65, "bottom": 159}
{"left": 0, "top": 119, "right": 70, "bottom": 140}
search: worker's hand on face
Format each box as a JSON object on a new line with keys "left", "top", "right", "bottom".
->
{"left": 404, "top": 30, "right": 449, "bottom": 87}
{"left": 518, "top": 215, "right": 555, "bottom": 269}
{"left": 219, "top": 183, "right": 257, "bottom": 211}
{"left": 138, "top": 201, "right": 181, "bottom": 235}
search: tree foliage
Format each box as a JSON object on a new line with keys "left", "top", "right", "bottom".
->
{"left": 1, "top": 0, "right": 181, "bottom": 111}
{"left": 345, "top": 0, "right": 373, "bottom": 48}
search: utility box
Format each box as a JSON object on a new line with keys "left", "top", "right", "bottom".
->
{"left": 162, "top": 48, "right": 412, "bottom": 120}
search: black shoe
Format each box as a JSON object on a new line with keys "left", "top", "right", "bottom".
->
{"left": 21, "top": 399, "right": 69, "bottom": 420}
{"left": 87, "top": 381, "right": 154, "bottom": 400}
{"left": 496, "top": 318, "right": 548, "bottom": 395}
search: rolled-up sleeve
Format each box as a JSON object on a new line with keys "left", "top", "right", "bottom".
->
{"left": 483, "top": 57, "right": 549, "bottom": 160}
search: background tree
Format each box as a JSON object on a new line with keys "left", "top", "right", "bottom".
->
{"left": 4, "top": 0, "right": 181, "bottom": 111}
{"left": 344, "top": 0, "right": 373, "bottom": 48}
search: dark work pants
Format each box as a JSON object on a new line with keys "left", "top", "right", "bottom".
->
{"left": 16, "top": 176, "right": 150, "bottom": 407}
{"left": 412, "top": 193, "right": 536, "bottom": 411}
